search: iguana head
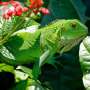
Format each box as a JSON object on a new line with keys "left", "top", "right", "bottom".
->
{"left": 40, "top": 19, "right": 88, "bottom": 54}
{"left": 59, "top": 19, "right": 88, "bottom": 53}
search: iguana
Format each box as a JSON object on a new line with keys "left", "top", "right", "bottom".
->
{"left": 0, "top": 19, "right": 88, "bottom": 65}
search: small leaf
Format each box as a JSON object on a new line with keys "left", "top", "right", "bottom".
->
{"left": 15, "top": 70, "right": 28, "bottom": 82}
{"left": 16, "top": 66, "right": 33, "bottom": 78}
{"left": 0, "top": 63, "right": 14, "bottom": 73}
{"left": 0, "top": 46, "right": 15, "bottom": 60}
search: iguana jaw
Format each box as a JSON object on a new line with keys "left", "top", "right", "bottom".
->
{"left": 59, "top": 34, "right": 87, "bottom": 54}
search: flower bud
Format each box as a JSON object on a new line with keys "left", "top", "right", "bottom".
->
{"left": 40, "top": 8, "right": 49, "bottom": 15}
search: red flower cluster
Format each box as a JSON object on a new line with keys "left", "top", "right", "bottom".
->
{"left": 29, "top": 0, "right": 49, "bottom": 15}
{"left": 0, "top": 0, "right": 28, "bottom": 19}
{"left": 0, "top": 0, "right": 49, "bottom": 19}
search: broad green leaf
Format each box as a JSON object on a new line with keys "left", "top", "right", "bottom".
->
{"left": 79, "top": 36, "right": 90, "bottom": 90}
{"left": 41, "top": 0, "right": 86, "bottom": 25}
{"left": 83, "top": 74, "right": 90, "bottom": 90}
{"left": 79, "top": 36, "right": 90, "bottom": 73}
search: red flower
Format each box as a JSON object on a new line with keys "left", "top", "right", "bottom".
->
{"left": 29, "top": 0, "right": 49, "bottom": 15}
{"left": 1, "top": 0, "right": 29, "bottom": 19}
{"left": 0, "top": 0, "right": 49, "bottom": 19}
{"left": 7, "top": 9, "right": 13, "bottom": 16}
{"left": 29, "top": 0, "right": 44, "bottom": 9}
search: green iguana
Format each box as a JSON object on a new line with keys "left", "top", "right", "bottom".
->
{"left": 0, "top": 19, "right": 88, "bottom": 65}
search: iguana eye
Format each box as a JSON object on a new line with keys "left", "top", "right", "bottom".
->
{"left": 71, "top": 21, "right": 77, "bottom": 28}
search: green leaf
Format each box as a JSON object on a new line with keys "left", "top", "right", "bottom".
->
{"left": 41, "top": 0, "right": 86, "bottom": 25}
{"left": 83, "top": 74, "right": 90, "bottom": 90}
{"left": 0, "top": 63, "right": 14, "bottom": 73}
{"left": 79, "top": 36, "right": 90, "bottom": 90}
{"left": 79, "top": 36, "right": 90, "bottom": 74}
{"left": 15, "top": 70, "right": 28, "bottom": 82}
{"left": 16, "top": 66, "right": 33, "bottom": 78}
{"left": 0, "top": 46, "right": 15, "bottom": 60}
